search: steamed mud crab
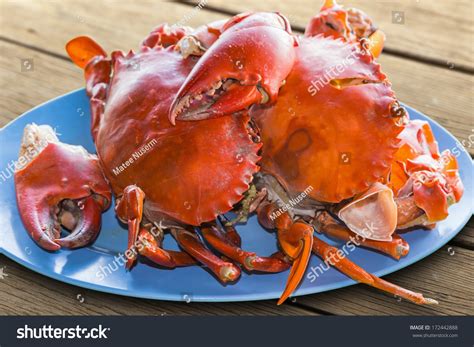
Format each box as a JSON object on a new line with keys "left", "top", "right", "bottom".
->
{"left": 15, "top": 0, "right": 463, "bottom": 305}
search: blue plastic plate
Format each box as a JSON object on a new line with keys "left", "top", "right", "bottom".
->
{"left": 0, "top": 89, "right": 472, "bottom": 302}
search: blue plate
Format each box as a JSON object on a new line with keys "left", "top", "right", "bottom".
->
{"left": 0, "top": 89, "right": 472, "bottom": 302}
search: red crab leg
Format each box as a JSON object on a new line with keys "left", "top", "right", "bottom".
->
{"left": 65, "top": 36, "right": 111, "bottom": 140}
{"left": 138, "top": 228, "right": 197, "bottom": 267}
{"left": 311, "top": 236, "right": 438, "bottom": 305}
{"left": 172, "top": 228, "right": 241, "bottom": 283}
{"left": 313, "top": 211, "right": 409, "bottom": 260}
{"left": 200, "top": 223, "right": 290, "bottom": 272}
{"left": 257, "top": 203, "right": 314, "bottom": 305}
{"left": 217, "top": 216, "right": 242, "bottom": 247}
{"left": 115, "top": 185, "right": 145, "bottom": 270}
{"left": 66, "top": 36, "right": 107, "bottom": 68}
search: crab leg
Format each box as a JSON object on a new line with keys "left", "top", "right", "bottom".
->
{"left": 200, "top": 222, "right": 290, "bottom": 272}
{"left": 257, "top": 203, "right": 314, "bottom": 305}
{"left": 314, "top": 211, "right": 409, "bottom": 260}
{"left": 138, "top": 227, "right": 197, "bottom": 267}
{"left": 66, "top": 36, "right": 107, "bottom": 69}
{"left": 115, "top": 185, "right": 145, "bottom": 269}
{"left": 217, "top": 216, "right": 242, "bottom": 247}
{"left": 66, "top": 36, "right": 111, "bottom": 140}
{"left": 172, "top": 228, "right": 241, "bottom": 283}
{"left": 311, "top": 236, "right": 438, "bottom": 305}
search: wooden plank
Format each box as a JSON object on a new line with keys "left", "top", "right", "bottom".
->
{"left": 0, "top": 43, "right": 82, "bottom": 126}
{"left": 0, "top": 1, "right": 472, "bottom": 154}
{"left": 296, "top": 246, "right": 474, "bottom": 315}
{"left": 452, "top": 217, "right": 474, "bottom": 249}
{"left": 0, "top": 255, "right": 316, "bottom": 315}
{"left": 190, "top": 0, "right": 474, "bottom": 71}
{"left": 0, "top": 0, "right": 228, "bottom": 59}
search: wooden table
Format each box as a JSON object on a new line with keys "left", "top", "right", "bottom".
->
{"left": 0, "top": 0, "right": 472, "bottom": 316}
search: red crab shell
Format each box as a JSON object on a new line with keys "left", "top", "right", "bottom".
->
{"left": 90, "top": 46, "right": 260, "bottom": 225}
{"left": 252, "top": 36, "right": 404, "bottom": 203}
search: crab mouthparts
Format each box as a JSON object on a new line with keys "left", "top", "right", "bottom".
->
{"left": 170, "top": 79, "right": 268, "bottom": 123}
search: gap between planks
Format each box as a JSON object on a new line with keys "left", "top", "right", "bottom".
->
{"left": 176, "top": 0, "right": 474, "bottom": 75}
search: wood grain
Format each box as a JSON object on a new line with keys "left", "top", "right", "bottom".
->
{"left": 296, "top": 246, "right": 474, "bottom": 315}
{"left": 452, "top": 217, "right": 474, "bottom": 249}
{"left": 189, "top": 0, "right": 474, "bottom": 71}
{"left": 0, "top": 256, "right": 315, "bottom": 315}
{"left": 0, "top": 0, "right": 228, "bottom": 59}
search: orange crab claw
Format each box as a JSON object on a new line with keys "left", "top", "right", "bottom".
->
{"left": 400, "top": 171, "right": 461, "bottom": 222}
{"left": 258, "top": 204, "right": 314, "bottom": 305}
{"left": 305, "top": 0, "right": 351, "bottom": 39}
{"left": 390, "top": 120, "right": 464, "bottom": 224}
{"left": 277, "top": 222, "right": 313, "bottom": 305}
{"left": 306, "top": 0, "right": 381, "bottom": 47}
{"left": 14, "top": 124, "right": 111, "bottom": 251}
{"left": 169, "top": 12, "right": 296, "bottom": 124}
{"left": 66, "top": 36, "right": 107, "bottom": 69}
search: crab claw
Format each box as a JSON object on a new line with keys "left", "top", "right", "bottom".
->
{"left": 338, "top": 182, "right": 398, "bottom": 241}
{"left": 398, "top": 170, "right": 462, "bottom": 223}
{"left": 66, "top": 36, "right": 107, "bottom": 69}
{"left": 390, "top": 120, "right": 464, "bottom": 227}
{"left": 169, "top": 12, "right": 296, "bottom": 124}
{"left": 277, "top": 221, "right": 314, "bottom": 305}
{"left": 14, "top": 124, "right": 111, "bottom": 251}
{"left": 305, "top": 0, "right": 381, "bottom": 48}
{"left": 305, "top": 0, "right": 351, "bottom": 39}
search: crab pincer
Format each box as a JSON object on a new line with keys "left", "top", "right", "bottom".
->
{"left": 169, "top": 12, "right": 297, "bottom": 123}
{"left": 14, "top": 124, "right": 111, "bottom": 251}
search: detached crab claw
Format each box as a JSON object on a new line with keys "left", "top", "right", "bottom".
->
{"left": 14, "top": 124, "right": 111, "bottom": 251}
{"left": 169, "top": 12, "right": 296, "bottom": 124}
